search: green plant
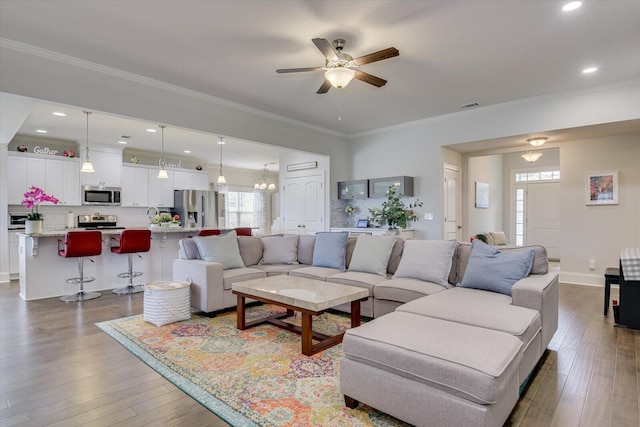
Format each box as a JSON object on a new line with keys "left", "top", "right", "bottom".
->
{"left": 150, "top": 213, "right": 180, "bottom": 225}
{"left": 368, "top": 186, "right": 423, "bottom": 229}
{"left": 474, "top": 233, "right": 488, "bottom": 243}
{"left": 23, "top": 186, "right": 59, "bottom": 220}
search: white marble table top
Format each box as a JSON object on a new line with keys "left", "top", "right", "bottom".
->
{"left": 232, "top": 275, "right": 369, "bottom": 312}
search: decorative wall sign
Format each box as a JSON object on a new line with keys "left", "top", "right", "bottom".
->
{"left": 586, "top": 170, "right": 618, "bottom": 205}
{"left": 287, "top": 161, "right": 317, "bottom": 172}
{"left": 33, "top": 146, "right": 59, "bottom": 155}
{"left": 475, "top": 181, "right": 489, "bottom": 209}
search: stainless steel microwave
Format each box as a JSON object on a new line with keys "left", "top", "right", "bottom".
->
{"left": 82, "top": 185, "right": 121, "bottom": 206}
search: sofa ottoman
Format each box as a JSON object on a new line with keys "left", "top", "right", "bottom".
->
{"left": 341, "top": 312, "right": 522, "bottom": 427}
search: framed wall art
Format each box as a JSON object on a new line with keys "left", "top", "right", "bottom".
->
{"left": 586, "top": 170, "right": 618, "bottom": 205}
{"left": 475, "top": 181, "right": 489, "bottom": 209}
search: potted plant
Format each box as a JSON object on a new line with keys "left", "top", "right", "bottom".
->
{"left": 22, "top": 186, "right": 59, "bottom": 234}
{"left": 150, "top": 213, "right": 180, "bottom": 228}
{"left": 368, "top": 185, "right": 423, "bottom": 234}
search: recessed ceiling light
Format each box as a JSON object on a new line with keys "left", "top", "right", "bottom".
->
{"left": 146, "top": 128, "right": 157, "bottom": 133}
{"left": 36, "top": 129, "right": 47, "bottom": 133}
{"left": 183, "top": 150, "right": 192, "bottom": 154}
{"left": 562, "top": 1, "right": 582, "bottom": 12}
{"left": 582, "top": 66, "right": 598, "bottom": 74}
{"left": 52, "top": 112, "right": 66, "bottom": 117}
{"left": 118, "top": 140, "right": 128, "bottom": 145}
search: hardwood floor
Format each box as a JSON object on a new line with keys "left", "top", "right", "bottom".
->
{"left": 1, "top": 280, "right": 637, "bottom": 426}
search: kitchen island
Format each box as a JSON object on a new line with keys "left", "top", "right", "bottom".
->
{"left": 18, "top": 227, "right": 208, "bottom": 301}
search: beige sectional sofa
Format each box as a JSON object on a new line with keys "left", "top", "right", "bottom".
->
{"left": 172, "top": 232, "right": 558, "bottom": 427}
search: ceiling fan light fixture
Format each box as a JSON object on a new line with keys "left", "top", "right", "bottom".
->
{"left": 527, "top": 137, "right": 548, "bottom": 147}
{"left": 522, "top": 151, "right": 543, "bottom": 162}
{"left": 325, "top": 67, "right": 355, "bottom": 89}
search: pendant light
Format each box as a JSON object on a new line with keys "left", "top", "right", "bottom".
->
{"left": 521, "top": 151, "right": 543, "bottom": 162}
{"left": 80, "top": 111, "right": 95, "bottom": 173}
{"left": 216, "top": 136, "right": 227, "bottom": 185}
{"left": 157, "top": 125, "right": 169, "bottom": 179}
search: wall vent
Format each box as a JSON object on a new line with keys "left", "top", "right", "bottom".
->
{"left": 460, "top": 102, "right": 479, "bottom": 108}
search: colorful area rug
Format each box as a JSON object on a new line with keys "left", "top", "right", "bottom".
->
{"left": 96, "top": 305, "right": 407, "bottom": 426}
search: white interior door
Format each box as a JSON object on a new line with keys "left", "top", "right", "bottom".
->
{"left": 443, "top": 165, "right": 461, "bottom": 241}
{"left": 282, "top": 173, "right": 324, "bottom": 233}
{"left": 526, "top": 182, "right": 560, "bottom": 259}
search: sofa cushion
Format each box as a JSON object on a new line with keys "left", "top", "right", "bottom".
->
{"left": 343, "top": 312, "right": 522, "bottom": 405}
{"left": 312, "top": 231, "right": 349, "bottom": 270}
{"left": 459, "top": 240, "right": 534, "bottom": 296}
{"left": 392, "top": 239, "right": 456, "bottom": 287}
{"left": 373, "top": 277, "right": 448, "bottom": 304}
{"left": 237, "top": 236, "right": 263, "bottom": 267}
{"left": 348, "top": 236, "right": 396, "bottom": 276}
{"left": 490, "top": 231, "right": 509, "bottom": 245}
{"left": 221, "top": 267, "right": 267, "bottom": 291}
{"left": 397, "top": 287, "right": 541, "bottom": 348}
{"left": 327, "top": 271, "right": 389, "bottom": 296}
{"left": 178, "top": 237, "right": 201, "bottom": 260}
{"left": 387, "top": 238, "right": 405, "bottom": 275}
{"left": 260, "top": 235, "right": 299, "bottom": 265}
{"left": 192, "top": 231, "right": 245, "bottom": 270}
{"left": 297, "top": 235, "right": 316, "bottom": 265}
{"left": 289, "top": 266, "right": 342, "bottom": 281}
{"left": 252, "top": 264, "right": 306, "bottom": 276}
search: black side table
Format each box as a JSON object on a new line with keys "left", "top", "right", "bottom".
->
{"left": 604, "top": 267, "right": 620, "bottom": 315}
{"left": 618, "top": 260, "right": 640, "bottom": 329}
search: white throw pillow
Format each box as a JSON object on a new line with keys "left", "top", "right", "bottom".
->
{"left": 348, "top": 236, "right": 397, "bottom": 276}
{"left": 260, "top": 235, "right": 299, "bottom": 265}
{"left": 490, "top": 231, "right": 509, "bottom": 245}
{"left": 393, "top": 239, "right": 457, "bottom": 287}
{"left": 192, "top": 230, "right": 245, "bottom": 270}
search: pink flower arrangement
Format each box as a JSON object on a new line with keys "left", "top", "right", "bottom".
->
{"left": 23, "top": 186, "right": 59, "bottom": 220}
{"left": 63, "top": 150, "right": 76, "bottom": 158}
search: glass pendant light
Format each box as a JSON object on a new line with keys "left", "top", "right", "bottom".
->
{"left": 157, "top": 125, "right": 169, "bottom": 179}
{"left": 80, "top": 111, "right": 95, "bottom": 173}
{"left": 216, "top": 137, "right": 227, "bottom": 185}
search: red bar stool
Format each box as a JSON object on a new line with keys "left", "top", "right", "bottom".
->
{"left": 58, "top": 230, "right": 103, "bottom": 302}
{"left": 110, "top": 229, "right": 152, "bottom": 294}
{"left": 198, "top": 229, "right": 221, "bottom": 237}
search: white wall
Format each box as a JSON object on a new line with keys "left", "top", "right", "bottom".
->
{"left": 559, "top": 134, "right": 640, "bottom": 286}
{"left": 467, "top": 155, "right": 504, "bottom": 237}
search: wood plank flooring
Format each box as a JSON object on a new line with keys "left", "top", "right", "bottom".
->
{"left": 1, "top": 280, "right": 638, "bottom": 426}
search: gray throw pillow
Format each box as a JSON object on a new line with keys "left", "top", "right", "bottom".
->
{"left": 393, "top": 239, "right": 457, "bottom": 287}
{"left": 458, "top": 240, "right": 534, "bottom": 296}
{"left": 192, "top": 230, "right": 245, "bottom": 270}
{"left": 312, "top": 232, "right": 349, "bottom": 271}
{"left": 348, "top": 236, "right": 397, "bottom": 276}
{"left": 260, "top": 235, "right": 299, "bottom": 265}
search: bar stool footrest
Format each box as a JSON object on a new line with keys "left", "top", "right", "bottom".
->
{"left": 117, "top": 271, "right": 144, "bottom": 279}
{"left": 66, "top": 276, "right": 96, "bottom": 285}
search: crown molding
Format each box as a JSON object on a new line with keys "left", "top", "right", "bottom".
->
{"left": 348, "top": 77, "right": 640, "bottom": 139}
{"left": 0, "top": 38, "right": 346, "bottom": 139}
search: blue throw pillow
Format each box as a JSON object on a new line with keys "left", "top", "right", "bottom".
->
{"left": 459, "top": 240, "right": 534, "bottom": 296}
{"left": 312, "top": 232, "right": 349, "bottom": 271}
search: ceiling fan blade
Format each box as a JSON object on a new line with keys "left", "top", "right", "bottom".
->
{"left": 354, "top": 70, "right": 387, "bottom": 87}
{"left": 316, "top": 80, "right": 332, "bottom": 94}
{"left": 353, "top": 47, "right": 399, "bottom": 66}
{"left": 276, "top": 67, "right": 323, "bottom": 73}
{"left": 312, "top": 38, "right": 338, "bottom": 61}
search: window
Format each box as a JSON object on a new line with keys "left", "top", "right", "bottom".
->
{"left": 515, "top": 188, "right": 525, "bottom": 246}
{"left": 225, "top": 191, "right": 255, "bottom": 228}
{"left": 515, "top": 170, "right": 560, "bottom": 182}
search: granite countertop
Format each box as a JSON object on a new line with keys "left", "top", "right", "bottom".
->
{"left": 17, "top": 226, "right": 210, "bottom": 238}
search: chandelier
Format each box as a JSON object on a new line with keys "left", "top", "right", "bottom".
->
{"left": 521, "top": 151, "right": 543, "bottom": 162}
{"left": 255, "top": 164, "right": 276, "bottom": 190}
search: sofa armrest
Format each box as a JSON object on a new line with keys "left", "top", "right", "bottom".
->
{"left": 511, "top": 273, "right": 559, "bottom": 350}
{"left": 173, "top": 259, "right": 224, "bottom": 313}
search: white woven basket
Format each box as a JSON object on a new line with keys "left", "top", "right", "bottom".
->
{"left": 143, "top": 281, "right": 191, "bottom": 326}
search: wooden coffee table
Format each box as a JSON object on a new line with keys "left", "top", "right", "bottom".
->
{"left": 232, "top": 275, "right": 369, "bottom": 356}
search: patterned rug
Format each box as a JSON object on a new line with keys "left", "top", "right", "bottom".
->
{"left": 96, "top": 305, "right": 407, "bottom": 427}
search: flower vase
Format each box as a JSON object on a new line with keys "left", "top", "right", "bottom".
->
{"left": 25, "top": 219, "right": 43, "bottom": 234}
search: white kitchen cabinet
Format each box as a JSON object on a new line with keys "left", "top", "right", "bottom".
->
{"left": 148, "top": 168, "right": 174, "bottom": 208}
{"left": 121, "top": 166, "right": 150, "bottom": 207}
{"left": 80, "top": 151, "right": 122, "bottom": 187}
{"left": 7, "top": 155, "right": 27, "bottom": 205}
{"left": 282, "top": 173, "right": 324, "bottom": 234}
{"left": 173, "top": 170, "right": 209, "bottom": 191}
{"left": 27, "top": 157, "right": 47, "bottom": 192}
{"left": 9, "top": 232, "right": 19, "bottom": 278}
{"left": 45, "top": 158, "right": 81, "bottom": 205}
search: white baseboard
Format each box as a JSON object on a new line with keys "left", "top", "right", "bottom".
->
{"left": 559, "top": 271, "right": 604, "bottom": 287}
{"left": 0, "top": 271, "right": 10, "bottom": 284}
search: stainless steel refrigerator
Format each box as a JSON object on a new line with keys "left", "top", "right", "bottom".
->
{"left": 173, "top": 190, "right": 226, "bottom": 229}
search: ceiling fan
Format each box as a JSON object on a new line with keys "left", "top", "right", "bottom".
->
{"left": 276, "top": 38, "right": 399, "bottom": 94}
